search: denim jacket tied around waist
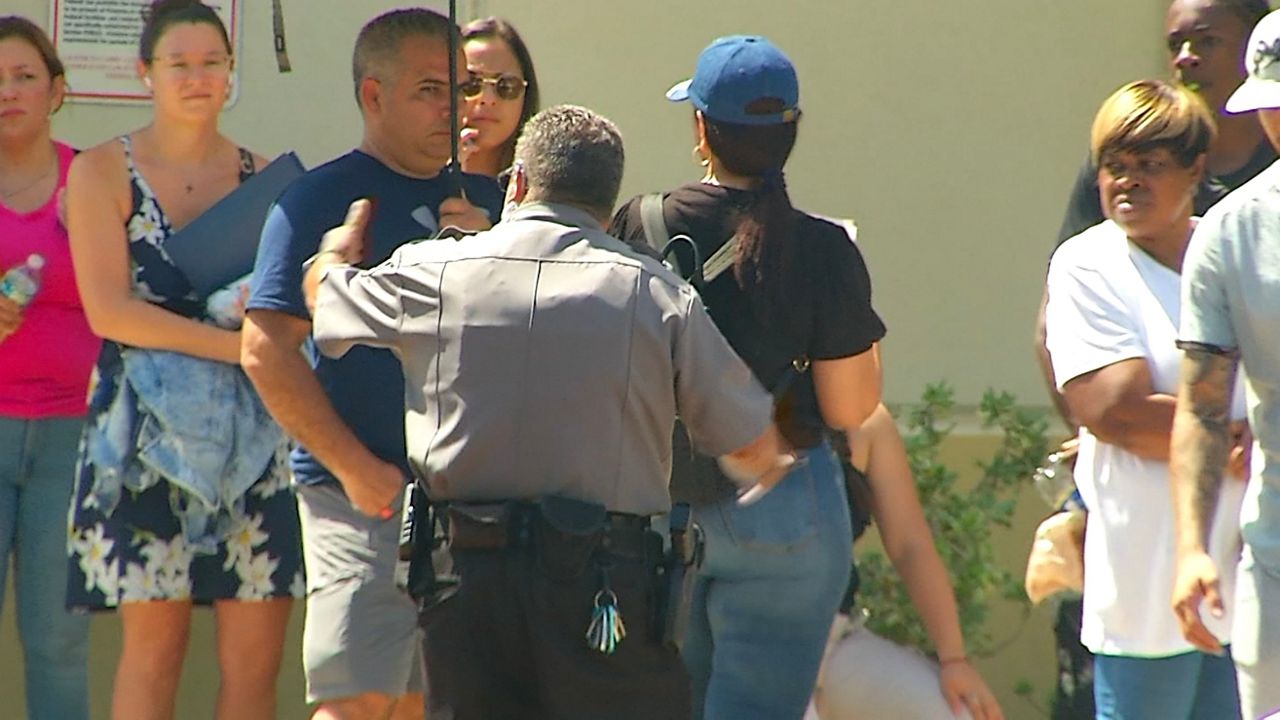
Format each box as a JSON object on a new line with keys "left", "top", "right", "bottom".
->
{"left": 86, "top": 348, "right": 284, "bottom": 554}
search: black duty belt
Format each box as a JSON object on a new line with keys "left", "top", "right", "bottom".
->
{"left": 417, "top": 495, "right": 701, "bottom": 657}
{"left": 446, "top": 500, "right": 652, "bottom": 560}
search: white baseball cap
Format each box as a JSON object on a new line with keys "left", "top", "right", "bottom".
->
{"left": 1226, "top": 9, "right": 1280, "bottom": 113}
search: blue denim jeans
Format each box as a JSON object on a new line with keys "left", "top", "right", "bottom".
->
{"left": 0, "top": 416, "right": 90, "bottom": 720}
{"left": 1093, "top": 648, "right": 1240, "bottom": 720}
{"left": 684, "top": 442, "right": 852, "bottom": 720}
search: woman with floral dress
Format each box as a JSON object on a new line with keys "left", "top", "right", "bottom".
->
{"left": 64, "top": 2, "right": 302, "bottom": 719}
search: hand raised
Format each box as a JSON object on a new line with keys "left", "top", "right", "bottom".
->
{"left": 318, "top": 199, "right": 374, "bottom": 265}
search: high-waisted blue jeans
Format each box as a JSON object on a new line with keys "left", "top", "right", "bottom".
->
{"left": 684, "top": 442, "right": 852, "bottom": 720}
{"left": 0, "top": 416, "right": 90, "bottom": 720}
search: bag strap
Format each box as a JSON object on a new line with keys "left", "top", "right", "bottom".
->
{"left": 702, "top": 239, "right": 736, "bottom": 284}
{"left": 237, "top": 148, "right": 256, "bottom": 183}
{"left": 640, "top": 192, "right": 670, "bottom": 256}
{"left": 641, "top": 193, "right": 712, "bottom": 290}
{"left": 639, "top": 192, "right": 700, "bottom": 285}
{"left": 641, "top": 192, "right": 740, "bottom": 284}
{"left": 771, "top": 356, "right": 811, "bottom": 399}
{"left": 639, "top": 191, "right": 807, "bottom": 394}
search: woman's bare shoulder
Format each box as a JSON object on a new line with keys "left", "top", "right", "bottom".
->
{"left": 68, "top": 139, "right": 131, "bottom": 214}
{"left": 71, "top": 137, "right": 128, "bottom": 179}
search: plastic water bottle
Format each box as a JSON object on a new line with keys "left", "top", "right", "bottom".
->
{"left": 0, "top": 254, "right": 44, "bottom": 307}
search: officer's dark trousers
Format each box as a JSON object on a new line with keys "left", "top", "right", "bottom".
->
{"left": 420, "top": 543, "right": 691, "bottom": 720}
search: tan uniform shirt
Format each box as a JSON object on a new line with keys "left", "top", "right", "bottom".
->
{"left": 312, "top": 202, "right": 771, "bottom": 515}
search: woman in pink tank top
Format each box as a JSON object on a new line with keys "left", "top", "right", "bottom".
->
{"left": 0, "top": 15, "right": 98, "bottom": 720}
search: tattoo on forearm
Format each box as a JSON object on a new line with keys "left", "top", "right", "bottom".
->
{"left": 1172, "top": 349, "right": 1239, "bottom": 542}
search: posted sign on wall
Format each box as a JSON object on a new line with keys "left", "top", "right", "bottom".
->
{"left": 51, "top": 0, "right": 239, "bottom": 104}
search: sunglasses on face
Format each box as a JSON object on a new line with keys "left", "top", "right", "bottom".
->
{"left": 460, "top": 73, "right": 527, "bottom": 101}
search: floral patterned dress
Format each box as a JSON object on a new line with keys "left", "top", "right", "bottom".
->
{"left": 66, "top": 136, "right": 304, "bottom": 609}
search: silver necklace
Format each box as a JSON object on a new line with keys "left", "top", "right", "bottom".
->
{"left": 0, "top": 163, "right": 56, "bottom": 201}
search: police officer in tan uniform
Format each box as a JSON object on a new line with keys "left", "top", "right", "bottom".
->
{"left": 303, "top": 104, "right": 792, "bottom": 720}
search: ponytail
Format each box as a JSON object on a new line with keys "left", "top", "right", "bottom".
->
{"left": 703, "top": 115, "right": 803, "bottom": 326}
{"left": 733, "top": 170, "right": 802, "bottom": 324}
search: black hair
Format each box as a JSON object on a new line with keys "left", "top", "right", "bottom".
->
{"left": 1216, "top": 0, "right": 1272, "bottom": 27}
{"left": 462, "top": 17, "right": 541, "bottom": 172}
{"left": 352, "top": 8, "right": 455, "bottom": 109}
{"left": 701, "top": 113, "right": 802, "bottom": 326}
{"left": 139, "top": 0, "right": 231, "bottom": 64}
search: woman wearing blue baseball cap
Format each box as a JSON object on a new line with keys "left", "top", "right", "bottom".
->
{"left": 612, "top": 35, "right": 999, "bottom": 720}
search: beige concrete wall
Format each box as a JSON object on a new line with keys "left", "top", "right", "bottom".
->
{"left": 497, "top": 0, "right": 1170, "bottom": 411}
{"left": 12, "top": 0, "right": 1167, "bottom": 409}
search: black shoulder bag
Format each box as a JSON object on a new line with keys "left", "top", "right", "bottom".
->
{"left": 638, "top": 193, "right": 872, "bottom": 540}
{"left": 638, "top": 193, "right": 811, "bottom": 502}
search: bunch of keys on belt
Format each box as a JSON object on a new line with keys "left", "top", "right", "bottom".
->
{"left": 586, "top": 567, "right": 627, "bottom": 654}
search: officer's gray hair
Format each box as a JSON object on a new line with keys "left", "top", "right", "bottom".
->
{"left": 514, "top": 105, "right": 625, "bottom": 216}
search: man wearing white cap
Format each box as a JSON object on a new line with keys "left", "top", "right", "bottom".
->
{"left": 1172, "top": 8, "right": 1280, "bottom": 718}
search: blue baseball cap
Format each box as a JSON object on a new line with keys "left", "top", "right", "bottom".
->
{"left": 666, "top": 35, "right": 800, "bottom": 125}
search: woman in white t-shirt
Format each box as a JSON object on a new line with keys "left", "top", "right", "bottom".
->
{"left": 1045, "top": 79, "right": 1250, "bottom": 719}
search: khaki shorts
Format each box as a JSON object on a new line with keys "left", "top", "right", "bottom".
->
{"left": 296, "top": 482, "right": 424, "bottom": 703}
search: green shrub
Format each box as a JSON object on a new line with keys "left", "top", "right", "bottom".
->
{"left": 856, "top": 382, "right": 1050, "bottom": 656}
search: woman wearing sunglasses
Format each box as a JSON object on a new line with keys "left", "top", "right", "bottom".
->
{"left": 611, "top": 36, "right": 885, "bottom": 720}
{"left": 459, "top": 17, "right": 539, "bottom": 180}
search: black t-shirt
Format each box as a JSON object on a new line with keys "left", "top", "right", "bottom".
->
{"left": 1054, "top": 140, "right": 1277, "bottom": 246}
{"left": 612, "top": 182, "right": 886, "bottom": 449}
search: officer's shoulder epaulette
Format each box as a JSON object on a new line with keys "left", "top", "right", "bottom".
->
{"left": 427, "top": 226, "right": 483, "bottom": 242}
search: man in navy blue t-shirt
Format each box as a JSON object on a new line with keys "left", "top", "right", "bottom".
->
{"left": 242, "top": 9, "right": 502, "bottom": 719}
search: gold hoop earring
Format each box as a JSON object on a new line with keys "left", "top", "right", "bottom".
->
{"left": 692, "top": 146, "right": 709, "bottom": 167}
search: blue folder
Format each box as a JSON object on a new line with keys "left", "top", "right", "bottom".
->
{"left": 164, "top": 152, "right": 305, "bottom": 298}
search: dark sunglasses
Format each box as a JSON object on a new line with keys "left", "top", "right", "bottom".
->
{"left": 460, "top": 74, "right": 528, "bottom": 101}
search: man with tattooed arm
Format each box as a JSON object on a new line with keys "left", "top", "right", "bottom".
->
{"left": 1170, "top": 10, "right": 1280, "bottom": 719}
